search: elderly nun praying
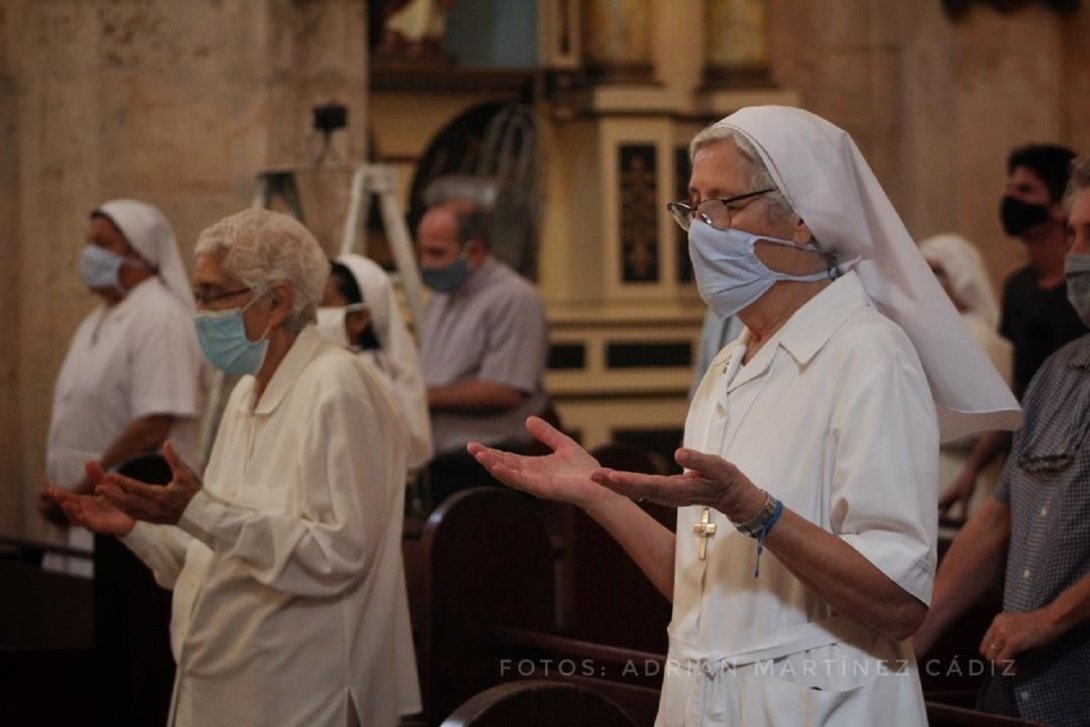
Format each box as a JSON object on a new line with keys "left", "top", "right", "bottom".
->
{"left": 470, "top": 106, "right": 1022, "bottom": 726}
{"left": 52, "top": 209, "right": 420, "bottom": 726}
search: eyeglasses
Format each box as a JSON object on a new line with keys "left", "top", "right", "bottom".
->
{"left": 667, "top": 188, "right": 775, "bottom": 231}
{"left": 193, "top": 286, "right": 252, "bottom": 306}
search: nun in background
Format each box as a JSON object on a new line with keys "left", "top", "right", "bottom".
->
{"left": 920, "top": 233, "right": 1013, "bottom": 517}
{"left": 319, "top": 253, "right": 433, "bottom": 472}
{"left": 40, "top": 199, "right": 204, "bottom": 575}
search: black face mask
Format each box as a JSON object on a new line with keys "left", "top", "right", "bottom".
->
{"left": 1000, "top": 195, "right": 1049, "bottom": 237}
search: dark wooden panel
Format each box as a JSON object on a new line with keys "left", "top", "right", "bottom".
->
{"left": 606, "top": 342, "right": 691, "bottom": 369}
{"left": 548, "top": 343, "right": 586, "bottom": 370}
{"left": 674, "top": 146, "right": 693, "bottom": 283}
{"left": 618, "top": 144, "right": 659, "bottom": 283}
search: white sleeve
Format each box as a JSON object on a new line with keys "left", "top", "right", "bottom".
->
{"left": 128, "top": 300, "right": 202, "bottom": 420}
{"left": 175, "top": 377, "right": 399, "bottom": 598}
{"left": 830, "top": 355, "right": 939, "bottom": 606}
{"left": 120, "top": 521, "right": 194, "bottom": 589}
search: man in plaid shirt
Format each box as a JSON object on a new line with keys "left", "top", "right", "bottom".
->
{"left": 916, "top": 155, "right": 1090, "bottom": 726}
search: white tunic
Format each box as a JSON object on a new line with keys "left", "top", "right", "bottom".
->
{"left": 123, "top": 327, "right": 420, "bottom": 726}
{"left": 659, "top": 273, "right": 937, "bottom": 726}
{"left": 46, "top": 278, "right": 202, "bottom": 574}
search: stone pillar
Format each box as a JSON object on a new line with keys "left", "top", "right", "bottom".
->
{"left": 0, "top": 7, "right": 20, "bottom": 536}
{"left": 582, "top": 0, "right": 653, "bottom": 83}
{"left": 5, "top": 0, "right": 368, "bottom": 540}
{"left": 703, "top": 0, "right": 772, "bottom": 87}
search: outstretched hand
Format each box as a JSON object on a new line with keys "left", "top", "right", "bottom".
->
{"left": 94, "top": 441, "right": 202, "bottom": 525}
{"left": 49, "top": 475, "right": 134, "bottom": 536}
{"left": 467, "top": 416, "right": 618, "bottom": 510}
{"left": 37, "top": 480, "right": 70, "bottom": 527}
{"left": 591, "top": 447, "right": 765, "bottom": 522}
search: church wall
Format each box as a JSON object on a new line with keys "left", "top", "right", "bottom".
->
{"left": 0, "top": 4, "right": 21, "bottom": 535}
{"left": 770, "top": 0, "right": 1070, "bottom": 292}
{"left": 4, "top": 0, "right": 367, "bottom": 540}
{"left": 950, "top": 6, "right": 1065, "bottom": 289}
{"left": 1063, "top": 9, "right": 1090, "bottom": 154}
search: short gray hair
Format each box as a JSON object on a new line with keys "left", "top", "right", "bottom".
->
{"left": 195, "top": 209, "right": 329, "bottom": 334}
{"left": 689, "top": 123, "right": 797, "bottom": 228}
{"left": 1065, "top": 155, "right": 1090, "bottom": 212}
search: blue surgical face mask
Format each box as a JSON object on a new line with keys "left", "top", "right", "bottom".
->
{"left": 193, "top": 294, "right": 270, "bottom": 375}
{"left": 688, "top": 220, "right": 831, "bottom": 319}
{"left": 80, "top": 245, "right": 126, "bottom": 292}
{"left": 421, "top": 255, "right": 471, "bottom": 293}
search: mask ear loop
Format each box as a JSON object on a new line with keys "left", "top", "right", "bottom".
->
{"left": 241, "top": 288, "right": 275, "bottom": 343}
{"left": 808, "top": 237, "right": 841, "bottom": 280}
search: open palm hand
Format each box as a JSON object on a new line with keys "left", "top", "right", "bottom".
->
{"left": 468, "top": 416, "right": 616, "bottom": 510}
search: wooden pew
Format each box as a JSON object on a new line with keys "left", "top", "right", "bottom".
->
{"left": 93, "top": 454, "right": 175, "bottom": 727}
{"left": 440, "top": 679, "right": 637, "bottom": 727}
{"left": 556, "top": 442, "right": 674, "bottom": 653}
{"left": 919, "top": 526, "right": 1005, "bottom": 708}
{"left": 0, "top": 539, "right": 93, "bottom": 726}
{"left": 925, "top": 701, "right": 1049, "bottom": 726}
{"left": 409, "top": 487, "right": 557, "bottom": 723}
{"left": 404, "top": 477, "right": 673, "bottom": 725}
{"left": 491, "top": 626, "right": 663, "bottom": 725}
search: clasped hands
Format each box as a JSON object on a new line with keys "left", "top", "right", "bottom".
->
{"left": 468, "top": 415, "right": 765, "bottom": 521}
{"left": 47, "top": 441, "right": 202, "bottom": 535}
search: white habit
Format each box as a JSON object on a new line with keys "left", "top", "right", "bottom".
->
{"left": 337, "top": 253, "right": 434, "bottom": 470}
{"left": 46, "top": 277, "right": 202, "bottom": 575}
{"left": 123, "top": 326, "right": 420, "bottom": 726}
{"left": 659, "top": 273, "right": 936, "bottom": 726}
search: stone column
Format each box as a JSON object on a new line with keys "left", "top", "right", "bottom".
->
{"left": 703, "top": 0, "right": 772, "bottom": 87}
{"left": 582, "top": 0, "right": 653, "bottom": 83}
{"left": 5, "top": 0, "right": 368, "bottom": 539}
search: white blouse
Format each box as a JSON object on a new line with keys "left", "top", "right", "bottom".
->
{"left": 125, "top": 327, "right": 420, "bottom": 726}
{"left": 658, "top": 272, "right": 937, "bottom": 726}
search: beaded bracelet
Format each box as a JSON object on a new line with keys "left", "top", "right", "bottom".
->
{"left": 751, "top": 498, "right": 783, "bottom": 577}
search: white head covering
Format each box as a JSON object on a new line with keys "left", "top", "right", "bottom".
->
{"left": 716, "top": 106, "right": 1021, "bottom": 441}
{"left": 336, "top": 254, "right": 434, "bottom": 469}
{"left": 919, "top": 233, "right": 1000, "bottom": 329}
{"left": 95, "top": 199, "right": 194, "bottom": 313}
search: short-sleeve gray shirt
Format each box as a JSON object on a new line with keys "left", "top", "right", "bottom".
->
{"left": 419, "top": 257, "right": 548, "bottom": 455}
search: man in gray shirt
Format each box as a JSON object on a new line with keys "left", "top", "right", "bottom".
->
{"left": 417, "top": 199, "right": 548, "bottom": 504}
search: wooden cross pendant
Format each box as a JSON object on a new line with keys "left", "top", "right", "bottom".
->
{"left": 692, "top": 508, "right": 717, "bottom": 560}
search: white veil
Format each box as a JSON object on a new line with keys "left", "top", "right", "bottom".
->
{"left": 337, "top": 254, "right": 434, "bottom": 469}
{"left": 95, "top": 199, "right": 194, "bottom": 313}
{"left": 719, "top": 106, "right": 1021, "bottom": 441}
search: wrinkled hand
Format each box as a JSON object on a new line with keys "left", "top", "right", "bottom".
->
{"left": 979, "top": 610, "right": 1064, "bottom": 672}
{"left": 590, "top": 448, "right": 764, "bottom": 521}
{"left": 939, "top": 465, "right": 977, "bottom": 518}
{"left": 37, "top": 480, "right": 70, "bottom": 527}
{"left": 48, "top": 486, "right": 134, "bottom": 536}
{"left": 94, "top": 441, "right": 202, "bottom": 525}
{"left": 467, "top": 416, "right": 613, "bottom": 510}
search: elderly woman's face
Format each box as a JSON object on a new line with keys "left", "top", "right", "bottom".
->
{"left": 689, "top": 142, "right": 771, "bottom": 232}
{"left": 690, "top": 141, "right": 818, "bottom": 276}
{"left": 194, "top": 251, "right": 275, "bottom": 342}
